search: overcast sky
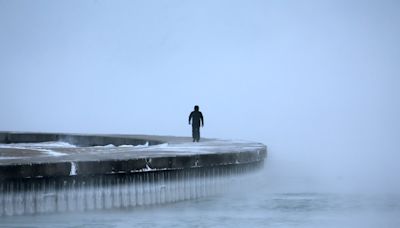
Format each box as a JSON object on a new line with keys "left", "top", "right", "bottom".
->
{"left": 1, "top": 0, "right": 399, "bottom": 192}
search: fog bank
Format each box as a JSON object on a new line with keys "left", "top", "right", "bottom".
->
{"left": 1, "top": 0, "right": 399, "bottom": 193}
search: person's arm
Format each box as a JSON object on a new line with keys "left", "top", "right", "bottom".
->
{"left": 188, "top": 112, "right": 193, "bottom": 125}
{"left": 200, "top": 112, "right": 204, "bottom": 127}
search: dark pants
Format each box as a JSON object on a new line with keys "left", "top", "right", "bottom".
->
{"left": 192, "top": 125, "right": 200, "bottom": 142}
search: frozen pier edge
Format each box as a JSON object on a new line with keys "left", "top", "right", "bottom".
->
{"left": 0, "top": 132, "right": 267, "bottom": 216}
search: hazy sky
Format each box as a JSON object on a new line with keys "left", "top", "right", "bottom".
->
{"left": 1, "top": 0, "right": 399, "bottom": 192}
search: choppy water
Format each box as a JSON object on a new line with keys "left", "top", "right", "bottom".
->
{"left": 0, "top": 154, "right": 399, "bottom": 227}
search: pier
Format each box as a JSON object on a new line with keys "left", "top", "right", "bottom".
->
{"left": 0, "top": 132, "right": 267, "bottom": 216}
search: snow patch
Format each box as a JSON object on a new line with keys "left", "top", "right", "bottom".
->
{"left": 134, "top": 141, "right": 150, "bottom": 148}
{"left": 118, "top": 145, "right": 134, "bottom": 148}
{"left": 145, "top": 164, "right": 152, "bottom": 171}
{"left": 0, "top": 142, "right": 69, "bottom": 157}
{"left": 0, "top": 141, "right": 76, "bottom": 148}
{"left": 94, "top": 144, "right": 115, "bottom": 148}
{"left": 0, "top": 156, "right": 20, "bottom": 160}
{"left": 38, "top": 149, "right": 67, "bottom": 157}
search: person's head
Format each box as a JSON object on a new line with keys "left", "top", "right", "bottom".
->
{"left": 194, "top": 105, "right": 199, "bottom": 111}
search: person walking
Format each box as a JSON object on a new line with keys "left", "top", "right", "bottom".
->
{"left": 188, "top": 105, "right": 204, "bottom": 142}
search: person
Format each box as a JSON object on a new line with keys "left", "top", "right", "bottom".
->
{"left": 188, "top": 105, "right": 204, "bottom": 142}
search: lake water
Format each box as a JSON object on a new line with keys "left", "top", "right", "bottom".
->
{"left": 0, "top": 155, "right": 399, "bottom": 228}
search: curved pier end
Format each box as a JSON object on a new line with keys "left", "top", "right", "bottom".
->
{"left": 0, "top": 132, "right": 267, "bottom": 216}
{"left": 0, "top": 132, "right": 267, "bottom": 179}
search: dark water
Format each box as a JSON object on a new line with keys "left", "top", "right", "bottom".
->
{"left": 1, "top": 157, "right": 399, "bottom": 228}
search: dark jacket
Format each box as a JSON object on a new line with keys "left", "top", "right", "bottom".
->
{"left": 189, "top": 111, "right": 204, "bottom": 127}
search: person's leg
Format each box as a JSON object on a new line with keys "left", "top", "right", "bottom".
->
{"left": 193, "top": 126, "right": 200, "bottom": 142}
{"left": 194, "top": 128, "right": 200, "bottom": 142}
{"left": 192, "top": 126, "right": 196, "bottom": 142}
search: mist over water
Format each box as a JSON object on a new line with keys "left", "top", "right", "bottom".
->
{"left": 1, "top": 0, "right": 400, "bottom": 226}
{"left": 1, "top": 165, "right": 400, "bottom": 228}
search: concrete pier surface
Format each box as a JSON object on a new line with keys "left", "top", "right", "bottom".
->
{"left": 0, "top": 132, "right": 267, "bottom": 180}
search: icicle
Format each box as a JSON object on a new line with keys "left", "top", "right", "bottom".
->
{"left": 0, "top": 183, "right": 4, "bottom": 216}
